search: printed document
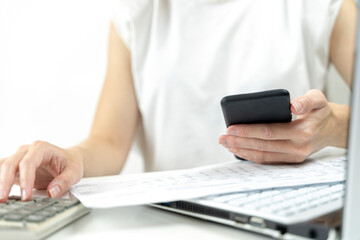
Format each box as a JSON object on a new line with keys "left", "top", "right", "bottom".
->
{"left": 70, "top": 157, "right": 345, "bottom": 208}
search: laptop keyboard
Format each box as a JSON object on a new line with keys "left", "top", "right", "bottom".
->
{"left": 204, "top": 182, "right": 345, "bottom": 218}
{"left": 0, "top": 196, "right": 90, "bottom": 240}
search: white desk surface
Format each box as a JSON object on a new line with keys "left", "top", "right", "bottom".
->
{"left": 8, "top": 186, "right": 269, "bottom": 240}
{"left": 47, "top": 205, "right": 270, "bottom": 240}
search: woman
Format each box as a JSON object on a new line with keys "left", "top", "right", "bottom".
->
{"left": 0, "top": 0, "right": 356, "bottom": 202}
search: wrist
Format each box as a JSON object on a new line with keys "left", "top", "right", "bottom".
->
{"left": 327, "top": 102, "right": 351, "bottom": 148}
{"left": 66, "top": 146, "right": 85, "bottom": 178}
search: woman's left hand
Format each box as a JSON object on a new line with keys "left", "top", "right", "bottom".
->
{"left": 219, "top": 89, "right": 349, "bottom": 164}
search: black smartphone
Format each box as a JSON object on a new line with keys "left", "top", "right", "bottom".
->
{"left": 220, "top": 89, "right": 292, "bottom": 160}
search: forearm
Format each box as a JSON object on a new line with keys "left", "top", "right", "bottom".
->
{"left": 68, "top": 137, "right": 128, "bottom": 177}
{"left": 327, "top": 102, "right": 351, "bottom": 149}
{"left": 66, "top": 23, "right": 138, "bottom": 178}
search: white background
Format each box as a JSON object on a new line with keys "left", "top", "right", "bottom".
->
{"left": 0, "top": 1, "right": 351, "bottom": 174}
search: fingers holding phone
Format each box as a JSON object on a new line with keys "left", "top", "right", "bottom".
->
{"left": 219, "top": 89, "right": 339, "bottom": 164}
{"left": 219, "top": 122, "right": 309, "bottom": 164}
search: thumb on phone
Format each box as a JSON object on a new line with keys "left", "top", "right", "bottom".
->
{"left": 291, "top": 89, "right": 328, "bottom": 115}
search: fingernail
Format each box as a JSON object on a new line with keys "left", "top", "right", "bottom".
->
{"left": 293, "top": 101, "right": 303, "bottom": 113}
{"left": 228, "top": 129, "right": 237, "bottom": 136}
{"left": 0, "top": 190, "right": 5, "bottom": 201}
{"left": 21, "top": 189, "right": 28, "bottom": 201}
{"left": 49, "top": 185, "right": 61, "bottom": 198}
{"left": 219, "top": 138, "right": 228, "bottom": 146}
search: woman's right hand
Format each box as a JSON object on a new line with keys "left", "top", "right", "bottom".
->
{"left": 0, "top": 140, "right": 84, "bottom": 202}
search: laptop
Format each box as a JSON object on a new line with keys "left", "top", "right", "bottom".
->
{"left": 151, "top": 4, "right": 360, "bottom": 240}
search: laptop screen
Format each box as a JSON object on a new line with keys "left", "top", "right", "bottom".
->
{"left": 342, "top": 2, "right": 360, "bottom": 240}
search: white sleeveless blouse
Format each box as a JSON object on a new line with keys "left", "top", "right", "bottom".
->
{"left": 112, "top": 0, "right": 342, "bottom": 171}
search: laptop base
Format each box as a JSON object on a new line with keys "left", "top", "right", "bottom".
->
{"left": 150, "top": 201, "right": 341, "bottom": 240}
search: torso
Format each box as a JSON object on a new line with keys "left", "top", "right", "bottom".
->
{"left": 112, "top": 0, "right": 342, "bottom": 171}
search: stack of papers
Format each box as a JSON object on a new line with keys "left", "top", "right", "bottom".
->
{"left": 70, "top": 157, "right": 345, "bottom": 208}
{"left": 71, "top": 157, "right": 346, "bottom": 208}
